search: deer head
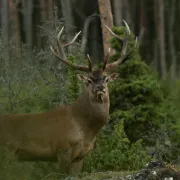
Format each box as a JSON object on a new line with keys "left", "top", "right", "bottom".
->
{"left": 50, "top": 20, "right": 130, "bottom": 103}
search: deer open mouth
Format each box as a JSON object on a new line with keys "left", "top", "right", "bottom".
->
{"left": 96, "top": 90, "right": 105, "bottom": 102}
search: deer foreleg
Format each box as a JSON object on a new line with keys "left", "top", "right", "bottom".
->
{"left": 57, "top": 148, "right": 72, "bottom": 174}
{"left": 68, "top": 159, "right": 83, "bottom": 174}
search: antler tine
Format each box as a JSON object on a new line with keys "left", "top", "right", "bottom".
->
{"left": 104, "top": 20, "right": 131, "bottom": 71}
{"left": 104, "top": 20, "right": 130, "bottom": 42}
{"left": 56, "top": 27, "right": 66, "bottom": 59}
{"left": 122, "top": 20, "right": 131, "bottom": 37}
{"left": 102, "top": 48, "right": 111, "bottom": 71}
{"left": 135, "top": 36, "right": 138, "bottom": 47}
{"left": 57, "top": 26, "right": 64, "bottom": 40}
{"left": 50, "top": 28, "right": 90, "bottom": 72}
{"left": 87, "top": 54, "right": 92, "bottom": 72}
{"left": 63, "top": 31, "right": 81, "bottom": 47}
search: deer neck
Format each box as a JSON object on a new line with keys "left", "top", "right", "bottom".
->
{"left": 72, "top": 87, "right": 109, "bottom": 138}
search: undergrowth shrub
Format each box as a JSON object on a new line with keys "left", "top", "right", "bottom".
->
{"left": 83, "top": 121, "right": 151, "bottom": 172}
{"left": 159, "top": 80, "right": 180, "bottom": 162}
{"left": 109, "top": 26, "right": 164, "bottom": 145}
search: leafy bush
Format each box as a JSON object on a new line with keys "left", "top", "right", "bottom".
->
{"left": 158, "top": 80, "right": 180, "bottom": 162}
{"left": 108, "top": 26, "right": 165, "bottom": 144}
{"left": 83, "top": 121, "right": 151, "bottom": 172}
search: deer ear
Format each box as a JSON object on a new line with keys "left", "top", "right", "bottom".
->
{"left": 106, "top": 73, "right": 119, "bottom": 82}
{"left": 77, "top": 74, "right": 88, "bottom": 82}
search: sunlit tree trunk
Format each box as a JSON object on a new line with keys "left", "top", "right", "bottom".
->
{"left": 98, "top": 0, "right": 113, "bottom": 58}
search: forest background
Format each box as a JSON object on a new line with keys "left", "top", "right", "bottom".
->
{"left": 0, "top": 0, "right": 179, "bottom": 179}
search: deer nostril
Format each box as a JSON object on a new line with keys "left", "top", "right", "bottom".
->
{"left": 97, "top": 85, "right": 105, "bottom": 92}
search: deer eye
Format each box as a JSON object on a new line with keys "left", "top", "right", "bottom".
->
{"left": 87, "top": 79, "right": 92, "bottom": 84}
{"left": 105, "top": 77, "right": 109, "bottom": 83}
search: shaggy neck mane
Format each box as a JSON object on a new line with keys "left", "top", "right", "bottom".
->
{"left": 71, "top": 86, "right": 109, "bottom": 138}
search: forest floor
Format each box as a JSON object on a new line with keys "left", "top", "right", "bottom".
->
{"left": 76, "top": 171, "right": 133, "bottom": 180}
{"left": 53, "top": 161, "right": 180, "bottom": 180}
{"left": 42, "top": 171, "right": 134, "bottom": 180}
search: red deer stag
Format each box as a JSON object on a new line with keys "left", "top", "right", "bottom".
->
{"left": 0, "top": 21, "right": 130, "bottom": 174}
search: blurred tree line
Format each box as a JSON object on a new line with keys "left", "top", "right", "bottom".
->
{"left": 0, "top": 0, "right": 180, "bottom": 81}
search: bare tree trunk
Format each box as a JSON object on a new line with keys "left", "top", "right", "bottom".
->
{"left": 98, "top": 0, "right": 113, "bottom": 58}
{"left": 89, "top": 17, "right": 102, "bottom": 64}
{"left": 81, "top": 15, "right": 94, "bottom": 54}
{"left": 139, "top": 0, "right": 145, "bottom": 31}
{"left": 153, "top": 0, "right": 158, "bottom": 71}
{"left": 1, "top": 0, "right": 9, "bottom": 58}
{"left": 158, "top": 0, "right": 166, "bottom": 79}
{"left": 39, "top": 0, "right": 48, "bottom": 49}
{"left": 60, "top": 0, "right": 75, "bottom": 53}
{"left": 169, "top": 0, "right": 176, "bottom": 84}
{"left": 48, "top": 0, "right": 54, "bottom": 21}
{"left": 32, "top": 0, "right": 41, "bottom": 49}
{"left": 12, "top": 2, "right": 22, "bottom": 55}
{"left": 112, "top": 0, "right": 123, "bottom": 26}
{"left": 40, "top": 0, "right": 47, "bottom": 20}
{"left": 124, "top": 0, "right": 132, "bottom": 30}
{"left": 24, "top": 0, "right": 33, "bottom": 59}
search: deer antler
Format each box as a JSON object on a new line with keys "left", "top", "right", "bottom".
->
{"left": 103, "top": 20, "right": 131, "bottom": 71}
{"left": 50, "top": 27, "right": 92, "bottom": 72}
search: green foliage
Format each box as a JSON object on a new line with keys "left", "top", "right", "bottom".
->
{"left": 158, "top": 80, "right": 180, "bottom": 162}
{"left": 0, "top": 70, "right": 66, "bottom": 114}
{"left": 109, "top": 26, "right": 164, "bottom": 144}
{"left": 66, "top": 56, "right": 80, "bottom": 102}
{"left": 84, "top": 121, "right": 150, "bottom": 172}
{"left": 109, "top": 26, "right": 180, "bottom": 162}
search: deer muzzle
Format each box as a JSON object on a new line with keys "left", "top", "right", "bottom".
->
{"left": 96, "top": 89, "right": 105, "bottom": 102}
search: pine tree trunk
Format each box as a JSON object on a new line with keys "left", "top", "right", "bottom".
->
{"left": 1, "top": 0, "right": 9, "bottom": 58}
{"left": 169, "top": 0, "right": 176, "bottom": 84}
{"left": 60, "top": 0, "right": 75, "bottom": 53}
{"left": 158, "top": 0, "right": 166, "bottom": 79}
{"left": 98, "top": 0, "right": 113, "bottom": 58}
{"left": 24, "top": 0, "right": 33, "bottom": 59}
{"left": 112, "top": 0, "right": 123, "bottom": 26}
